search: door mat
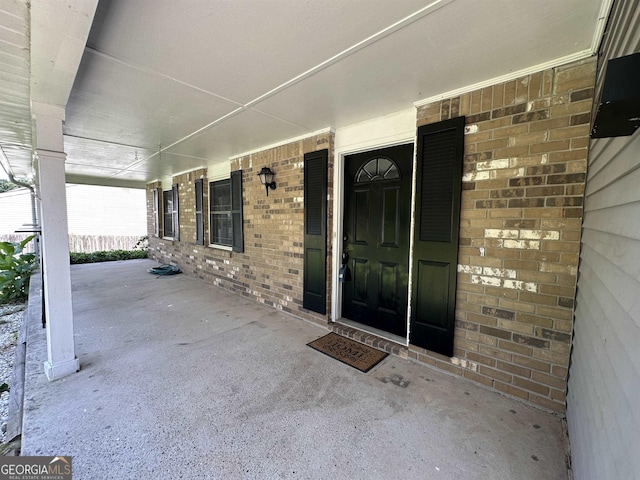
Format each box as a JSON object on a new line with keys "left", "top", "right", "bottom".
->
{"left": 307, "top": 332, "right": 388, "bottom": 373}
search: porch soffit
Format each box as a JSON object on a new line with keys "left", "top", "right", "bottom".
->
{"left": 0, "top": 0, "right": 611, "bottom": 186}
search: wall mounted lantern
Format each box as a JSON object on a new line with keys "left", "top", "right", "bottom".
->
{"left": 257, "top": 166, "right": 276, "bottom": 196}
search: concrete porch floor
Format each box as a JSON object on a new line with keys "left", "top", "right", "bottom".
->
{"left": 20, "top": 259, "right": 569, "bottom": 479}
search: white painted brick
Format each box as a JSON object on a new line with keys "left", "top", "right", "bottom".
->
{"left": 541, "top": 263, "right": 578, "bottom": 276}
{"left": 520, "top": 230, "right": 560, "bottom": 240}
{"left": 451, "top": 357, "right": 478, "bottom": 371}
{"left": 462, "top": 171, "right": 491, "bottom": 182}
{"left": 490, "top": 167, "right": 526, "bottom": 180}
{"left": 471, "top": 275, "right": 501, "bottom": 286}
{"left": 508, "top": 155, "right": 548, "bottom": 168}
{"left": 464, "top": 125, "right": 479, "bottom": 134}
{"left": 458, "top": 264, "right": 483, "bottom": 274}
{"left": 544, "top": 231, "right": 561, "bottom": 240}
{"left": 485, "top": 229, "right": 519, "bottom": 239}
{"left": 477, "top": 159, "right": 510, "bottom": 171}
{"left": 503, "top": 279, "right": 522, "bottom": 290}
{"left": 503, "top": 280, "right": 539, "bottom": 292}
{"left": 483, "top": 267, "right": 517, "bottom": 279}
{"left": 503, "top": 239, "right": 541, "bottom": 250}
{"left": 520, "top": 230, "right": 542, "bottom": 240}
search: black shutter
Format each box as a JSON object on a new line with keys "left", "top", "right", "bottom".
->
{"left": 172, "top": 183, "right": 179, "bottom": 241}
{"left": 303, "top": 149, "right": 328, "bottom": 314}
{"left": 410, "top": 116, "right": 465, "bottom": 357}
{"left": 230, "top": 170, "right": 244, "bottom": 253}
{"left": 195, "top": 179, "right": 204, "bottom": 245}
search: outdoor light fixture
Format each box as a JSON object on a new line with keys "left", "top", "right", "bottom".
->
{"left": 257, "top": 166, "right": 276, "bottom": 196}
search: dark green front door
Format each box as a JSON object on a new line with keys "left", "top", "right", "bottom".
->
{"left": 342, "top": 144, "right": 413, "bottom": 337}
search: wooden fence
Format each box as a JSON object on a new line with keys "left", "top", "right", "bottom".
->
{"left": 0, "top": 234, "right": 144, "bottom": 253}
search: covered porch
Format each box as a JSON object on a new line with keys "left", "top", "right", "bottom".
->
{"left": 19, "top": 259, "right": 567, "bottom": 479}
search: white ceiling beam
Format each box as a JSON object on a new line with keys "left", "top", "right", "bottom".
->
{"left": 65, "top": 174, "right": 146, "bottom": 189}
{"left": 30, "top": 0, "right": 98, "bottom": 107}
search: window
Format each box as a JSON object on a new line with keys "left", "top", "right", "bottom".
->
{"left": 162, "top": 190, "right": 173, "bottom": 237}
{"left": 195, "top": 179, "right": 204, "bottom": 245}
{"left": 210, "top": 179, "right": 231, "bottom": 246}
{"left": 162, "top": 184, "right": 179, "bottom": 239}
{"left": 152, "top": 188, "right": 160, "bottom": 236}
{"left": 355, "top": 157, "right": 400, "bottom": 183}
{"left": 209, "top": 170, "right": 243, "bottom": 252}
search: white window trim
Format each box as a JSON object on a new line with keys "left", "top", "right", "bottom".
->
{"left": 207, "top": 243, "right": 233, "bottom": 252}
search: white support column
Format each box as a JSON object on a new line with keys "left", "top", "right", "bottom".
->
{"left": 33, "top": 102, "right": 79, "bottom": 381}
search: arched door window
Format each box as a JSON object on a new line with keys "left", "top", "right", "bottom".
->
{"left": 355, "top": 157, "right": 400, "bottom": 183}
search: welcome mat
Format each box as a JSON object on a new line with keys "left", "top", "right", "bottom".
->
{"left": 307, "top": 332, "right": 388, "bottom": 373}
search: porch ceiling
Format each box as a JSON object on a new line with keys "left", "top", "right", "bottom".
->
{"left": 0, "top": 0, "right": 610, "bottom": 187}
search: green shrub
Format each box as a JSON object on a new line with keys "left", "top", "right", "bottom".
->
{"left": 0, "top": 235, "right": 36, "bottom": 304}
{"left": 70, "top": 249, "right": 148, "bottom": 264}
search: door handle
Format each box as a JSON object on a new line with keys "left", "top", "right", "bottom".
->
{"left": 340, "top": 235, "right": 351, "bottom": 282}
{"left": 342, "top": 234, "right": 349, "bottom": 265}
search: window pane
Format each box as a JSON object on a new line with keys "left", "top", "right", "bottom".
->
{"left": 211, "top": 213, "right": 232, "bottom": 246}
{"left": 210, "top": 180, "right": 231, "bottom": 211}
{"left": 355, "top": 157, "right": 400, "bottom": 183}
{"left": 172, "top": 184, "right": 179, "bottom": 240}
{"left": 163, "top": 190, "right": 173, "bottom": 237}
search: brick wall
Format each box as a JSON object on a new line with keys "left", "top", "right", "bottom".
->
{"left": 147, "top": 132, "right": 333, "bottom": 327}
{"left": 146, "top": 58, "right": 594, "bottom": 412}
{"left": 413, "top": 57, "right": 596, "bottom": 411}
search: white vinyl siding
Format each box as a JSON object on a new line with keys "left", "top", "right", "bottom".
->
{"left": 566, "top": 3, "right": 640, "bottom": 479}
{"left": 0, "top": 185, "right": 146, "bottom": 236}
